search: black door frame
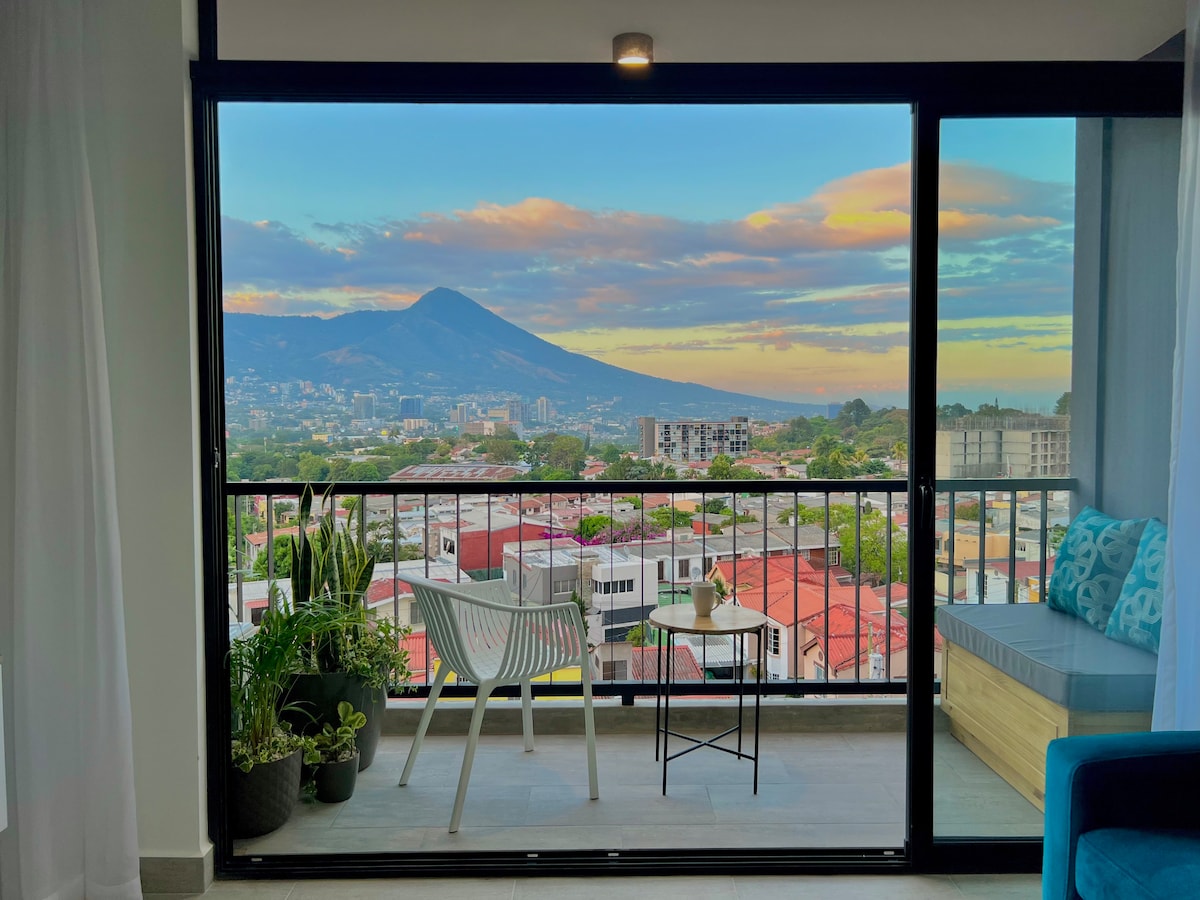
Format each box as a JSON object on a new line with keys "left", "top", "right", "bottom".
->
{"left": 192, "top": 3, "right": 1182, "bottom": 876}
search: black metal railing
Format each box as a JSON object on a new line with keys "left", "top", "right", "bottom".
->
{"left": 224, "top": 476, "right": 1071, "bottom": 703}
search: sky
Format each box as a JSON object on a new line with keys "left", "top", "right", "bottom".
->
{"left": 219, "top": 103, "right": 1076, "bottom": 410}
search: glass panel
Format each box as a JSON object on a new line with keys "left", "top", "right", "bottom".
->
{"left": 218, "top": 101, "right": 915, "bottom": 856}
{"left": 934, "top": 117, "right": 1177, "bottom": 838}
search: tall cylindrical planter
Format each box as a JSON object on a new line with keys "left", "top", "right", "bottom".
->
{"left": 356, "top": 682, "right": 386, "bottom": 771}
{"left": 282, "top": 673, "right": 386, "bottom": 771}
{"left": 228, "top": 748, "right": 302, "bottom": 839}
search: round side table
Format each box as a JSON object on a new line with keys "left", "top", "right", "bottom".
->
{"left": 648, "top": 603, "right": 767, "bottom": 795}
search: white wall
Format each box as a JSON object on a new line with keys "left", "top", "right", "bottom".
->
{"left": 1073, "top": 118, "right": 1181, "bottom": 522}
{"left": 217, "top": 0, "right": 1184, "bottom": 62}
{"left": 88, "top": 1, "right": 208, "bottom": 864}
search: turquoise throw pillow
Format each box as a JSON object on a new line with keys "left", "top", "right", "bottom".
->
{"left": 1047, "top": 507, "right": 1148, "bottom": 631}
{"left": 1105, "top": 517, "right": 1167, "bottom": 654}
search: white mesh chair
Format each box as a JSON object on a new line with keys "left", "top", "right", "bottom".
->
{"left": 399, "top": 576, "right": 599, "bottom": 832}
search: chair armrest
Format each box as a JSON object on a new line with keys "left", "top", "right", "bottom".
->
{"left": 1043, "top": 730, "right": 1200, "bottom": 900}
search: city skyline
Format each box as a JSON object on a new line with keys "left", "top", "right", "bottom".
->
{"left": 219, "top": 104, "right": 1075, "bottom": 410}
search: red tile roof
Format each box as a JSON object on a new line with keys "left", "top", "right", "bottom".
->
{"left": 801, "top": 603, "right": 915, "bottom": 675}
{"left": 630, "top": 645, "right": 704, "bottom": 681}
{"left": 711, "top": 555, "right": 878, "bottom": 626}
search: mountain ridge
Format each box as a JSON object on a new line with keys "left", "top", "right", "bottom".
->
{"left": 223, "top": 288, "right": 832, "bottom": 420}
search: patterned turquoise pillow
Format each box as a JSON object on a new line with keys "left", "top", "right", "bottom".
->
{"left": 1047, "top": 507, "right": 1147, "bottom": 631}
{"left": 1105, "top": 517, "right": 1167, "bottom": 654}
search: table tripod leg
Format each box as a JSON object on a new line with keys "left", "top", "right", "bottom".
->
{"left": 737, "top": 632, "right": 744, "bottom": 755}
{"left": 655, "top": 628, "right": 662, "bottom": 762}
{"left": 754, "top": 625, "right": 763, "bottom": 794}
{"left": 662, "top": 631, "right": 672, "bottom": 795}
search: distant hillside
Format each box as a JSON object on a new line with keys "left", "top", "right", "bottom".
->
{"left": 223, "top": 287, "right": 831, "bottom": 420}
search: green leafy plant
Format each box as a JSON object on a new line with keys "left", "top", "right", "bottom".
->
{"left": 304, "top": 701, "right": 368, "bottom": 764}
{"left": 229, "top": 598, "right": 308, "bottom": 772}
{"left": 284, "top": 592, "right": 412, "bottom": 690}
{"left": 289, "top": 483, "right": 377, "bottom": 614}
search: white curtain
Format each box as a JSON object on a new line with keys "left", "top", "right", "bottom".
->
{"left": 0, "top": 1, "right": 143, "bottom": 897}
{"left": 1156, "top": 2, "right": 1200, "bottom": 732}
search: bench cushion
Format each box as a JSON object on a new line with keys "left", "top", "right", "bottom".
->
{"left": 936, "top": 603, "right": 1157, "bottom": 711}
{"left": 1075, "top": 828, "right": 1200, "bottom": 900}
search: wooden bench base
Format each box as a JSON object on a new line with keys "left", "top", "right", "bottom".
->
{"left": 940, "top": 640, "right": 1152, "bottom": 811}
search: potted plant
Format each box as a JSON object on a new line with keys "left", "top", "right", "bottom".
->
{"left": 304, "top": 701, "right": 368, "bottom": 803}
{"left": 228, "top": 601, "right": 307, "bottom": 838}
{"left": 281, "top": 484, "right": 412, "bottom": 770}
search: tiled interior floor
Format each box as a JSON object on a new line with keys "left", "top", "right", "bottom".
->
{"left": 150, "top": 874, "right": 1042, "bottom": 900}
{"left": 233, "top": 730, "right": 1042, "bottom": 856}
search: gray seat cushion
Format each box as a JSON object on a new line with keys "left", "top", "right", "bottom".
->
{"left": 937, "top": 603, "right": 1157, "bottom": 711}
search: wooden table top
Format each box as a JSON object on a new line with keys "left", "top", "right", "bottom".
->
{"left": 648, "top": 603, "right": 767, "bottom": 636}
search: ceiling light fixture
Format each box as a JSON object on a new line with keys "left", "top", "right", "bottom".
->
{"left": 613, "top": 32, "right": 653, "bottom": 65}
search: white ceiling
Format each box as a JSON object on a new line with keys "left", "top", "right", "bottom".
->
{"left": 217, "top": 0, "right": 1185, "bottom": 63}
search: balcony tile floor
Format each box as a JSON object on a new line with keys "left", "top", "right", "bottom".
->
{"left": 151, "top": 874, "right": 1041, "bottom": 900}
{"left": 234, "top": 730, "right": 1042, "bottom": 857}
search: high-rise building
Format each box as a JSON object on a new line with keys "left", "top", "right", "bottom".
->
{"left": 935, "top": 416, "right": 1070, "bottom": 478}
{"left": 399, "top": 396, "right": 423, "bottom": 418}
{"left": 537, "top": 396, "right": 551, "bottom": 423}
{"left": 352, "top": 391, "right": 377, "bottom": 420}
{"left": 639, "top": 416, "right": 750, "bottom": 462}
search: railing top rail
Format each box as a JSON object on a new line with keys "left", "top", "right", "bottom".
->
{"left": 224, "top": 476, "right": 1074, "bottom": 499}
{"left": 937, "top": 477, "right": 1075, "bottom": 492}
{"left": 224, "top": 477, "right": 910, "bottom": 498}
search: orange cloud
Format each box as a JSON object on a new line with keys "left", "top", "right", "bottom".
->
{"left": 740, "top": 161, "right": 1064, "bottom": 251}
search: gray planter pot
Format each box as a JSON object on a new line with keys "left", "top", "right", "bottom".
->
{"left": 228, "top": 748, "right": 302, "bottom": 839}
{"left": 314, "top": 752, "right": 360, "bottom": 803}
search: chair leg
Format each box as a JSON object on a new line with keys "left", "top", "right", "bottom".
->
{"left": 582, "top": 671, "right": 599, "bottom": 800}
{"left": 399, "top": 665, "right": 448, "bottom": 787}
{"left": 450, "top": 679, "right": 495, "bottom": 833}
{"left": 521, "top": 679, "right": 534, "bottom": 752}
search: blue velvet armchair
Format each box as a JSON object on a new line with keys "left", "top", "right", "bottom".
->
{"left": 1043, "top": 730, "right": 1200, "bottom": 900}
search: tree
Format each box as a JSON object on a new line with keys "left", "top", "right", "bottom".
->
{"left": 548, "top": 435, "right": 586, "bottom": 476}
{"left": 576, "top": 515, "right": 615, "bottom": 542}
{"left": 836, "top": 398, "right": 872, "bottom": 430}
{"left": 1054, "top": 391, "right": 1071, "bottom": 416}
{"left": 598, "top": 443, "right": 623, "bottom": 464}
{"left": 890, "top": 440, "right": 908, "bottom": 463}
{"left": 808, "top": 447, "right": 852, "bottom": 479}
{"left": 648, "top": 507, "right": 693, "bottom": 529}
{"left": 297, "top": 452, "right": 330, "bottom": 483}
{"left": 936, "top": 402, "right": 971, "bottom": 420}
{"left": 624, "top": 622, "right": 651, "bottom": 648}
{"left": 346, "top": 461, "right": 382, "bottom": 482}
{"left": 252, "top": 534, "right": 294, "bottom": 580}
{"left": 365, "top": 521, "right": 425, "bottom": 563}
{"left": 836, "top": 510, "right": 908, "bottom": 584}
{"left": 480, "top": 437, "right": 523, "bottom": 464}
{"left": 811, "top": 434, "right": 840, "bottom": 458}
{"left": 707, "top": 454, "right": 734, "bottom": 480}
{"left": 703, "top": 497, "right": 730, "bottom": 515}
{"left": 955, "top": 500, "right": 981, "bottom": 521}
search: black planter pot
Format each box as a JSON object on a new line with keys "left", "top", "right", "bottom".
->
{"left": 314, "top": 752, "right": 359, "bottom": 803}
{"left": 282, "top": 673, "right": 385, "bottom": 771}
{"left": 228, "top": 748, "right": 302, "bottom": 839}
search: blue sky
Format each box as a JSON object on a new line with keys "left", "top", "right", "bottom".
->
{"left": 219, "top": 103, "right": 1076, "bottom": 409}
